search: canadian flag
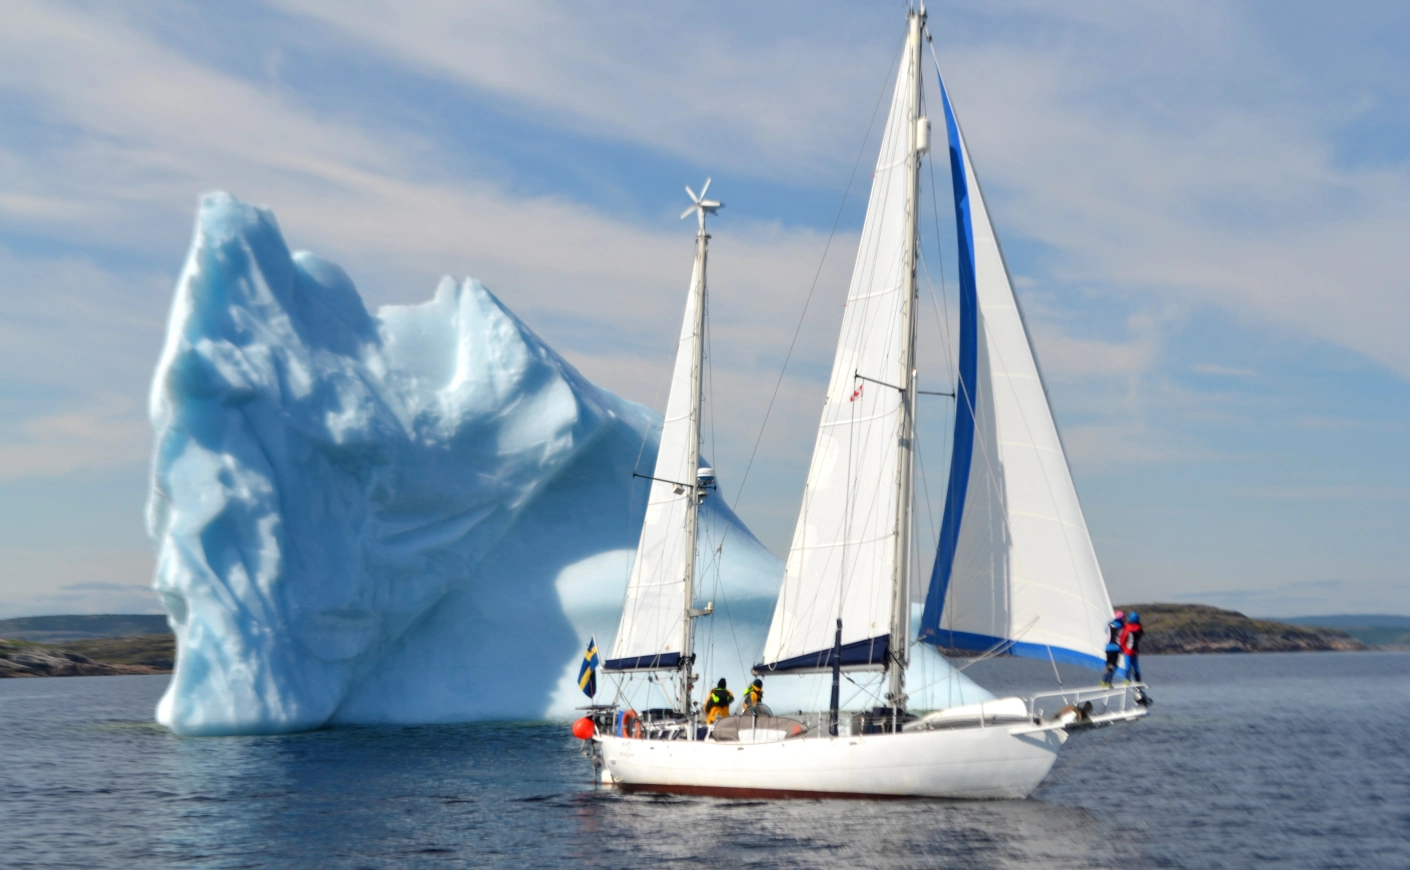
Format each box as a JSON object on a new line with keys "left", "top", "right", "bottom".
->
{"left": 850, "top": 383, "right": 864, "bottom": 403}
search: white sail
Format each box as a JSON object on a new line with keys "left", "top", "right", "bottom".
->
{"left": 759, "top": 41, "right": 919, "bottom": 673}
{"left": 919, "top": 78, "right": 1112, "bottom": 669}
{"left": 606, "top": 242, "right": 705, "bottom": 671}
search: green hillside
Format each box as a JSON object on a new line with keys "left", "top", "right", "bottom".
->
{"left": 1, "top": 634, "right": 174, "bottom": 677}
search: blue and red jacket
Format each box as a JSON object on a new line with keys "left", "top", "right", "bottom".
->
{"left": 1119, "top": 622, "right": 1143, "bottom": 656}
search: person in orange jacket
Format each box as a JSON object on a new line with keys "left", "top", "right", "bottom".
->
{"left": 705, "top": 678, "right": 734, "bottom": 724}
{"left": 741, "top": 678, "right": 764, "bottom": 714}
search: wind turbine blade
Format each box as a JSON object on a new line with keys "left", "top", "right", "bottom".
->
{"left": 699, "top": 178, "right": 711, "bottom": 198}
{"left": 680, "top": 205, "right": 697, "bottom": 220}
{"left": 685, "top": 185, "right": 698, "bottom": 202}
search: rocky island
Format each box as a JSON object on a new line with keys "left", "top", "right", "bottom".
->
{"left": 1118, "top": 603, "right": 1369, "bottom": 653}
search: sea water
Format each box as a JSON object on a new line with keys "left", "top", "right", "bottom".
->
{"left": 1, "top": 652, "right": 1406, "bottom": 869}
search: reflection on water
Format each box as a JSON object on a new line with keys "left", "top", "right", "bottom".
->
{"left": 572, "top": 790, "right": 1141, "bottom": 869}
{"left": 2, "top": 653, "right": 1407, "bottom": 869}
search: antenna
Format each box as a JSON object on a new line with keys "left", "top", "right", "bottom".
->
{"left": 680, "top": 178, "right": 723, "bottom": 232}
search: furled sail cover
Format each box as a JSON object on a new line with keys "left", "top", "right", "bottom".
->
{"left": 918, "top": 75, "right": 1111, "bottom": 670}
{"left": 605, "top": 249, "right": 703, "bottom": 671}
{"left": 758, "top": 46, "right": 917, "bottom": 674}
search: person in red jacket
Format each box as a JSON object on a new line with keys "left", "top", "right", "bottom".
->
{"left": 1119, "top": 612, "right": 1144, "bottom": 684}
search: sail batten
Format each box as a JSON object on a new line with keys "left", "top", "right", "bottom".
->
{"left": 918, "top": 72, "right": 1112, "bottom": 670}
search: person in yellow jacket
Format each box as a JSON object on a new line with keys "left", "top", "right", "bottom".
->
{"left": 705, "top": 678, "right": 734, "bottom": 724}
{"left": 741, "top": 678, "right": 764, "bottom": 714}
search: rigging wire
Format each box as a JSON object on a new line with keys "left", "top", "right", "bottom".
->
{"left": 702, "top": 36, "right": 905, "bottom": 694}
{"left": 701, "top": 289, "right": 751, "bottom": 685}
{"left": 720, "top": 34, "right": 905, "bottom": 530}
{"left": 923, "top": 117, "right": 955, "bottom": 388}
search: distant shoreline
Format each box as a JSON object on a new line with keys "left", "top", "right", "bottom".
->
{"left": 3, "top": 607, "right": 1407, "bottom": 678}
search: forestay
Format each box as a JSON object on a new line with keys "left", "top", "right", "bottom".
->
{"left": 759, "top": 44, "right": 918, "bottom": 674}
{"left": 918, "top": 74, "right": 1112, "bottom": 670}
{"left": 606, "top": 248, "right": 704, "bottom": 671}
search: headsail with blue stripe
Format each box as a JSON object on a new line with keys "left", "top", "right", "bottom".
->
{"left": 918, "top": 69, "right": 1113, "bottom": 671}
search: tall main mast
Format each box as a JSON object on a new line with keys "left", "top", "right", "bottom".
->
{"left": 887, "top": 8, "right": 926, "bottom": 709}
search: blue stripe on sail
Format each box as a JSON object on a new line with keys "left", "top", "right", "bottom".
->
{"left": 929, "top": 630, "right": 1106, "bottom": 671}
{"left": 919, "top": 76, "right": 979, "bottom": 644}
{"left": 754, "top": 635, "right": 890, "bottom": 674}
{"left": 603, "top": 652, "right": 681, "bottom": 672}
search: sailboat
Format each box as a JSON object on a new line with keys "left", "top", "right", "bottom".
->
{"left": 585, "top": 7, "right": 1147, "bottom": 799}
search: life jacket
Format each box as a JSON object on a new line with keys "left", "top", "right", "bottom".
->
{"left": 708, "top": 688, "right": 733, "bottom": 710}
{"left": 1120, "top": 623, "right": 1143, "bottom": 655}
{"left": 742, "top": 685, "right": 762, "bottom": 707}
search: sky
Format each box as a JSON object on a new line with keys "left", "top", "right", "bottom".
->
{"left": 1, "top": 0, "right": 1407, "bottom": 619}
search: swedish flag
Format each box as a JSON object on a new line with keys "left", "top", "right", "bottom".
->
{"left": 577, "top": 635, "right": 600, "bottom": 699}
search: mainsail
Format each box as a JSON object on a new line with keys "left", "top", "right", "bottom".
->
{"left": 759, "top": 35, "right": 921, "bottom": 674}
{"left": 918, "top": 75, "right": 1112, "bottom": 669}
{"left": 606, "top": 228, "right": 708, "bottom": 671}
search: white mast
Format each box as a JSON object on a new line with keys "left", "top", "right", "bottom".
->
{"left": 604, "top": 182, "right": 721, "bottom": 722}
{"left": 678, "top": 181, "right": 720, "bottom": 718}
{"left": 888, "top": 7, "right": 926, "bottom": 710}
{"left": 760, "top": 10, "right": 926, "bottom": 681}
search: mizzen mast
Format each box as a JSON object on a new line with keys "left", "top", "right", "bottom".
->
{"left": 679, "top": 180, "right": 721, "bottom": 721}
{"left": 603, "top": 181, "right": 721, "bottom": 729}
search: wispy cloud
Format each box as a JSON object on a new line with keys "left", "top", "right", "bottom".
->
{"left": 0, "top": 548, "right": 158, "bottom": 619}
{"left": 1168, "top": 578, "right": 1409, "bottom": 619}
{"left": 1192, "top": 363, "right": 1259, "bottom": 378}
{"left": 1230, "top": 485, "right": 1408, "bottom": 502}
{"left": 0, "top": 394, "right": 150, "bottom": 480}
{"left": 268, "top": 0, "right": 899, "bottom": 181}
{"left": 937, "top": 2, "right": 1410, "bottom": 379}
{"left": 1291, "top": 415, "right": 1408, "bottom": 433}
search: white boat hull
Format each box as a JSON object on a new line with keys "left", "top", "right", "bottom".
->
{"left": 597, "top": 722, "right": 1068, "bottom": 800}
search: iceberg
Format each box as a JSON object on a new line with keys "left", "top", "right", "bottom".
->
{"left": 148, "top": 193, "right": 991, "bottom": 736}
{"left": 148, "top": 193, "right": 782, "bottom": 735}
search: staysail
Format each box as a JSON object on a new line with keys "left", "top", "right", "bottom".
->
{"left": 606, "top": 235, "right": 706, "bottom": 671}
{"left": 918, "top": 74, "right": 1112, "bottom": 669}
{"left": 758, "top": 39, "right": 920, "bottom": 674}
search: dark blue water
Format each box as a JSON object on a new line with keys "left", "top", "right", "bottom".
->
{"left": 2, "top": 653, "right": 1407, "bottom": 869}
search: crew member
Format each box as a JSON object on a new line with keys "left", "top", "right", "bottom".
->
{"left": 1120, "top": 612, "right": 1144, "bottom": 685}
{"left": 1101, "top": 609, "right": 1125, "bottom": 688}
{"left": 741, "top": 678, "right": 764, "bottom": 714}
{"left": 705, "top": 678, "right": 734, "bottom": 724}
